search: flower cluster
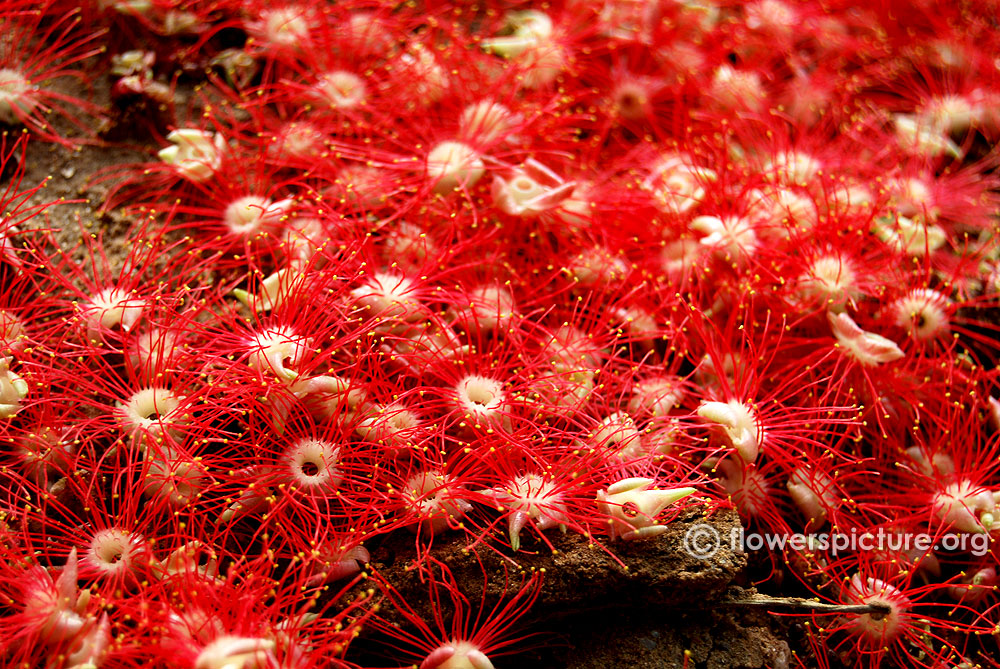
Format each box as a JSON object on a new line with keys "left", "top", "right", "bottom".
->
{"left": 2, "top": 0, "right": 1000, "bottom": 667}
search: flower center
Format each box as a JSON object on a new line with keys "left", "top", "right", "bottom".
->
{"left": 0, "top": 68, "right": 35, "bottom": 124}
{"left": 314, "top": 71, "right": 366, "bottom": 109}
{"left": 286, "top": 438, "right": 342, "bottom": 493}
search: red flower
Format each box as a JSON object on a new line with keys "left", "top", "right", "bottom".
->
{"left": 0, "top": 3, "right": 106, "bottom": 146}
{"left": 366, "top": 559, "right": 543, "bottom": 669}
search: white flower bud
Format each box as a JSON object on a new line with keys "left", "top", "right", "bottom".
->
{"left": 158, "top": 129, "right": 226, "bottom": 182}
{"left": 597, "top": 477, "right": 696, "bottom": 540}
{"left": 829, "top": 312, "right": 904, "bottom": 367}
{"left": 698, "top": 400, "right": 763, "bottom": 463}
{"left": 427, "top": 141, "right": 484, "bottom": 194}
{"left": 0, "top": 356, "right": 28, "bottom": 418}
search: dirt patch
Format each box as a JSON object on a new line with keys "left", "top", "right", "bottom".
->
{"left": 346, "top": 507, "right": 795, "bottom": 668}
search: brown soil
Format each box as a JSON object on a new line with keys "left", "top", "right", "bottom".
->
{"left": 347, "top": 507, "right": 795, "bottom": 668}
